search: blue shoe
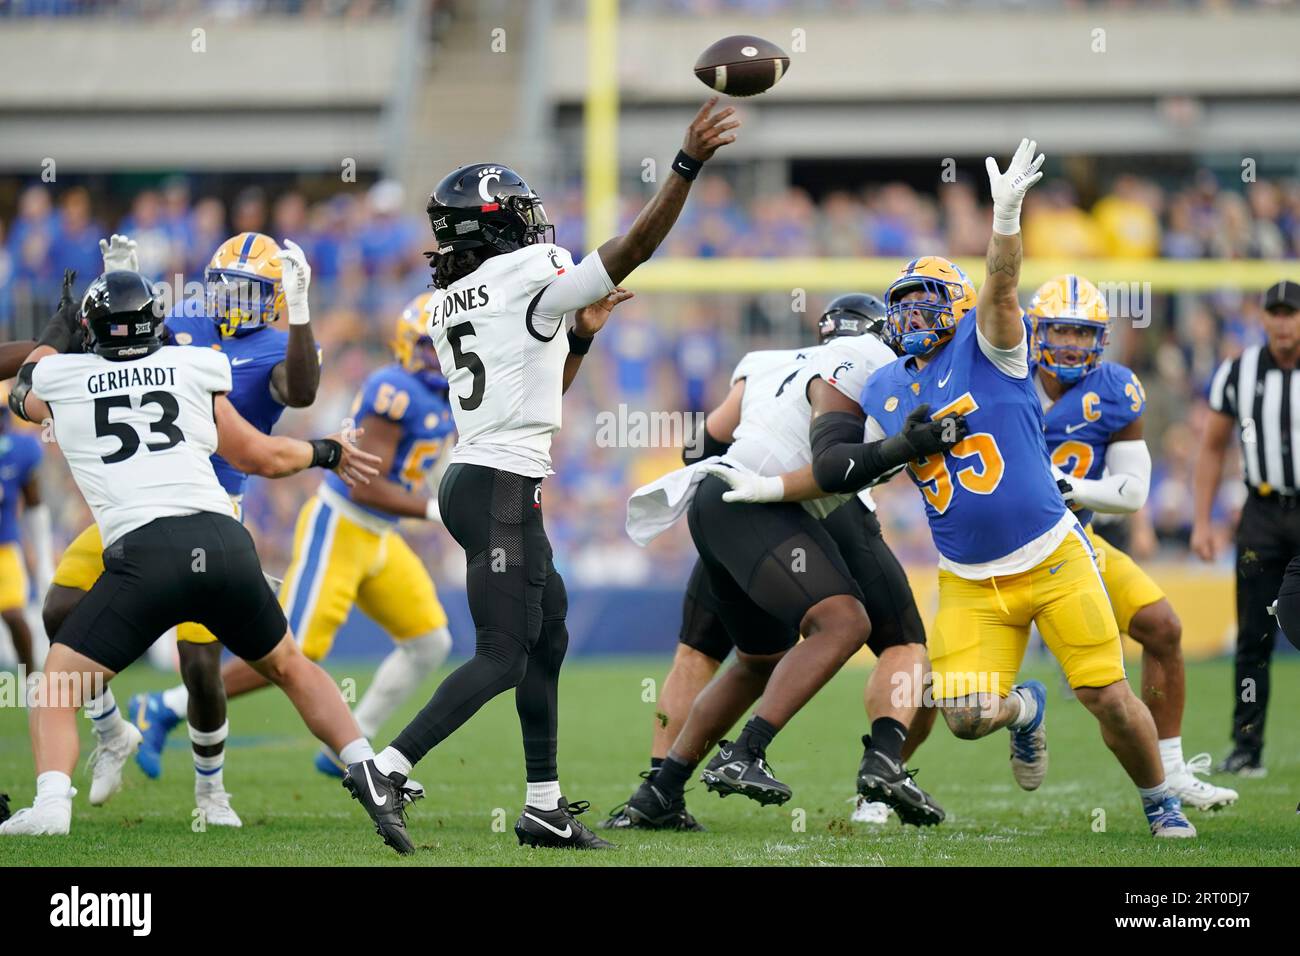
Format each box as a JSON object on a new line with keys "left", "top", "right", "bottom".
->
{"left": 1008, "top": 679, "right": 1048, "bottom": 791}
{"left": 1146, "top": 795, "right": 1197, "bottom": 838}
{"left": 127, "top": 692, "right": 180, "bottom": 780}
{"left": 314, "top": 748, "right": 346, "bottom": 779}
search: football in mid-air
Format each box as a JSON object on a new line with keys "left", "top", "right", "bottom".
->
{"left": 693, "top": 35, "right": 790, "bottom": 97}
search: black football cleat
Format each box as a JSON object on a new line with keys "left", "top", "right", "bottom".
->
{"left": 1217, "top": 747, "right": 1267, "bottom": 778}
{"left": 700, "top": 740, "right": 792, "bottom": 806}
{"left": 343, "top": 760, "right": 416, "bottom": 856}
{"left": 602, "top": 771, "right": 706, "bottom": 831}
{"left": 855, "top": 735, "right": 945, "bottom": 827}
{"left": 516, "top": 797, "right": 614, "bottom": 849}
{"left": 0, "top": 792, "right": 10, "bottom": 824}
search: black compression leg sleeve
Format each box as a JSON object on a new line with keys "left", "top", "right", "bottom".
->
{"left": 391, "top": 628, "right": 529, "bottom": 764}
{"left": 515, "top": 571, "right": 570, "bottom": 782}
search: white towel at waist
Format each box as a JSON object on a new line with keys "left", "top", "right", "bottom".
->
{"left": 625, "top": 456, "right": 725, "bottom": 547}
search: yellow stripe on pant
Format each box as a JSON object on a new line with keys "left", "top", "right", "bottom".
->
{"left": 279, "top": 494, "right": 447, "bottom": 661}
{"left": 929, "top": 526, "right": 1126, "bottom": 699}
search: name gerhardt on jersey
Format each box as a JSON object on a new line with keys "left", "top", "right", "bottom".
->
{"left": 31, "top": 347, "right": 237, "bottom": 547}
{"left": 425, "top": 243, "right": 614, "bottom": 479}
{"left": 727, "top": 334, "right": 897, "bottom": 518}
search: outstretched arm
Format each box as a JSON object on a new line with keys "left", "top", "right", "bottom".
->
{"left": 214, "top": 394, "right": 379, "bottom": 486}
{"left": 977, "top": 138, "right": 1044, "bottom": 349}
{"left": 595, "top": 98, "right": 739, "bottom": 286}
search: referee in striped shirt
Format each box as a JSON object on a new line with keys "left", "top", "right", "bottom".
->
{"left": 1193, "top": 279, "right": 1300, "bottom": 777}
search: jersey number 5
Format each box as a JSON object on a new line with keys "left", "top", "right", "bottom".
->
{"left": 95, "top": 392, "right": 185, "bottom": 464}
{"left": 446, "top": 323, "right": 486, "bottom": 411}
{"left": 907, "top": 392, "right": 1005, "bottom": 514}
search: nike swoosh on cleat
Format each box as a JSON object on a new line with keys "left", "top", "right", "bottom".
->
{"left": 523, "top": 813, "right": 572, "bottom": 839}
{"left": 134, "top": 699, "right": 151, "bottom": 732}
{"left": 362, "top": 763, "right": 388, "bottom": 807}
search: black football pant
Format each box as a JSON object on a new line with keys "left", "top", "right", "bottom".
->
{"left": 1232, "top": 494, "right": 1300, "bottom": 756}
{"left": 391, "top": 464, "right": 568, "bottom": 782}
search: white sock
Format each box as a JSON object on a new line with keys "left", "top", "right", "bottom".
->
{"left": 85, "top": 689, "right": 128, "bottom": 740}
{"left": 1006, "top": 688, "right": 1035, "bottom": 730}
{"left": 339, "top": 737, "right": 376, "bottom": 767}
{"left": 1138, "top": 782, "right": 1170, "bottom": 807}
{"left": 35, "top": 770, "right": 73, "bottom": 805}
{"left": 526, "top": 780, "right": 562, "bottom": 811}
{"left": 161, "top": 685, "right": 189, "bottom": 719}
{"left": 1158, "top": 736, "right": 1184, "bottom": 775}
{"left": 190, "top": 722, "right": 228, "bottom": 792}
{"left": 194, "top": 752, "right": 224, "bottom": 793}
{"left": 372, "top": 745, "right": 411, "bottom": 779}
{"left": 353, "top": 629, "right": 452, "bottom": 738}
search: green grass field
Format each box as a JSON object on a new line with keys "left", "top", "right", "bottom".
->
{"left": 1, "top": 656, "right": 1297, "bottom": 866}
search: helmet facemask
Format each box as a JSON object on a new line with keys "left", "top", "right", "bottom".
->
{"left": 205, "top": 269, "right": 281, "bottom": 337}
{"left": 1035, "top": 317, "right": 1108, "bottom": 384}
{"left": 886, "top": 277, "right": 962, "bottom": 357}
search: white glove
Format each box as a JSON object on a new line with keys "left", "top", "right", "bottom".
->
{"left": 275, "top": 238, "right": 312, "bottom": 325}
{"left": 699, "top": 462, "right": 786, "bottom": 504}
{"left": 99, "top": 234, "right": 139, "bottom": 272}
{"left": 985, "top": 138, "right": 1045, "bottom": 236}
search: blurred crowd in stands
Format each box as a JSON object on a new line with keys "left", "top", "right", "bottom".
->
{"left": 0, "top": 166, "right": 1286, "bottom": 586}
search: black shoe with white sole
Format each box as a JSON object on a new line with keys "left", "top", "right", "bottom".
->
{"left": 855, "top": 735, "right": 944, "bottom": 827}
{"left": 0, "top": 792, "right": 10, "bottom": 824}
{"left": 602, "top": 771, "right": 706, "bottom": 831}
{"left": 343, "top": 760, "right": 416, "bottom": 856}
{"left": 700, "top": 740, "right": 792, "bottom": 806}
{"left": 516, "top": 797, "right": 614, "bottom": 849}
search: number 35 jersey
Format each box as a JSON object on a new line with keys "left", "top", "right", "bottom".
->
{"left": 31, "top": 347, "right": 236, "bottom": 547}
{"left": 425, "top": 243, "right": 614, "bottom": 479}
{"left": 323, "top": 363, "right": 456, "bottom": 523}
{"left": 860, "top": 312, "right": 1070, "bottom": 577}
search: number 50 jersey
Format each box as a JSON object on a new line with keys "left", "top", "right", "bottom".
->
{"left": 31, "top": 347, "right": 236, "bottom": 547}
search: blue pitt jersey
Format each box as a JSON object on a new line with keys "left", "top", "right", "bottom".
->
{"left": 861, "top": 311, "right": 1067, "bottom": 566}
{"left": 1041, "top": 361, "right": 1146, "bottom": 527}
{"left": 0, "top": 431, "right": 42, "bottom": 544}
{"left": 166, "top": 314, "right": 292, "bottom": 496}
{"left": 324, "top": 364, "right": 455, "bottom": 523}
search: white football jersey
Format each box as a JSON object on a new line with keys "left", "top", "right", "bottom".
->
{"left": 426, "top": 243, "right": 613, "bottom": 478}
{"left": 32, "top": 346, "right": 237, "bottom": 547}
{"left": 727, "top": 334, "right": 897, "bottom": 518}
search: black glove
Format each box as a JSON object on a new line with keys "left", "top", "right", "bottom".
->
{"left": 35, "top": 269, "right": 84, "bottom": 354}
{"left": 896, "top": 403, "right": 969, "bottom": 459}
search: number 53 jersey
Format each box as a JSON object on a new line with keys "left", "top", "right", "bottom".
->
{"left": 860, "top": 312, "right": 1073, "bottom": 577}
{"left": 31, "top": 347, "right": 236, "bottom": 547}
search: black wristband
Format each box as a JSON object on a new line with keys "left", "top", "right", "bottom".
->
{"left": 308, "top": 438, "right": 342, "bottom": 470}
{"left": 671, "top": 150, "right": 704, "bottom": 182}
{"left": 568, "top": 329, "right": 594, "bottom": 355}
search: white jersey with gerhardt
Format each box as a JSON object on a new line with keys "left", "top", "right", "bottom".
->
{"left": 31, "top": 346, "right": 236, "bottom": 547}
{"left": 426, "top": 242, "right": 615, "bottom": 478}
{"left": 726, "top": 334, "right": 897, "bottom": 518}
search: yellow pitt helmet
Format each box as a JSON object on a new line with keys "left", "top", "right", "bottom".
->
{"left": 205, "top": 232, "right": 285, "bottom": 336}
{"left": 393, "top": 293, "right": 445, "bottom": 386}
{"left": 884, "top": 256, "right": 977, "bottom": 357}
{"left": 1027, "top": 274, "right": 1110, "bottom": 385}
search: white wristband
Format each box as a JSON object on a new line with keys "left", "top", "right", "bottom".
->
{"left": 425, "top": 499, "right": 442, "bottom": 522}
{"left": 992, "top": 205, "right": 1022, "bottom": 236}
{"left": 756, "top": 474, "right": 787, "bottom": 503}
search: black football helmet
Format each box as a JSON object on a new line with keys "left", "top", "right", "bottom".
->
{"left": 426, "top": 163, "right": 554, "bottom": 255}
{"left": 818, "top": 292, "right": 887, "bottom": 344}
{"left": 81, "top": 271, "right": 166, "bottom": 361}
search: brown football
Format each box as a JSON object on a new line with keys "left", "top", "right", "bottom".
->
{"left": 693, "top": 35, "right": 790, "bottom": 97}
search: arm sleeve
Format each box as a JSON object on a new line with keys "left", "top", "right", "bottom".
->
{"left": 1066, "top": 439, "right": 1151, "bottom": 514}
{"left": 976, "top": 317, "right": 1029, "bottom": 379}
{"left": 528, "top": 248, "right": 616, "bottom": 338}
